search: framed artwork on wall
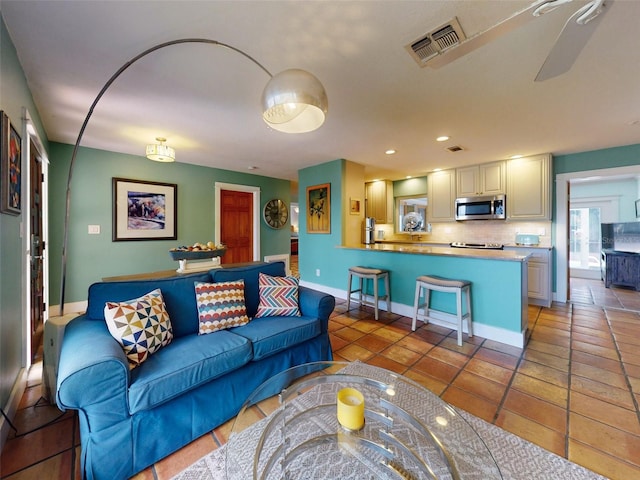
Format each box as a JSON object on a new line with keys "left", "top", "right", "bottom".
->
{"left": 112, "top": 177, "right": 177, "bottom": 241}
{"left": 349, "top": 198, "right": 361, "bottom": 215}
{"left": 306, "top": 183, "right": 331, "bottom": 234}
{"left": 1, "top": 111, "right": 22, "bottom": 215}
{"left": 636, "top": 199, "right": 640, "bottom": 218}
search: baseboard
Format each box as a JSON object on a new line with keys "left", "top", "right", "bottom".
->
{"left": 300, "top": 281, "right": 525, "bottom": 349}
{"left": 0, "top": 368, "right": 27, "bottom": 452}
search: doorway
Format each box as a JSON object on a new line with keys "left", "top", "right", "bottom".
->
{"left": 29, "top": 139, "right": 45, "bottom": 361}
{"left": 214, "top": 182, "right": 260, "bottom": 263}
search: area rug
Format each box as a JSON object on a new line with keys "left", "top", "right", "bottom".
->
{"left": 172, "top": 363, "right": 607, "bottom": 480}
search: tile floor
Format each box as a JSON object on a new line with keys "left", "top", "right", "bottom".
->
{"left": 2, "top": 277, "right": 640, "bottom": 480}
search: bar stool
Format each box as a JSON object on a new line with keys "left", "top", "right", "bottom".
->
{"left": 412, "top": 275, "right": 472, "bottom": 346}
{"left": 347, "top": 266, "right": 391, "bottom": 320}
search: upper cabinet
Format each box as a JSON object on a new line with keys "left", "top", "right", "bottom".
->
{"left": 365, "top": 180, "right": 394, "bottom": 224}
{"left": 427, "top": 169, "right": 456, "bottom": 222}
{"left": 456, "top": 161, "right": 505, "bottom": 197}
{"left": 506, "top": 154, "right": 552, "bottom": 220}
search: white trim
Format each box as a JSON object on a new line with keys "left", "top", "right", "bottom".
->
{"left": 300, "top": 280, "right": 525, "bottom": 348}
{"left": 214, "top": 182, "right": 260, "bottom": 261}
{"left": 264, "top": 254, "right": 291, "bottom": 275}
{"left": 555, "top": 165, "right": 640, "bottom": 303}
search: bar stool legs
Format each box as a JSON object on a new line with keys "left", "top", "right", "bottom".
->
{"left": 412, "top": 275, "right": 472, "bottom": 346}
{"left": 347, "top": 267, "right": 390, "bottom": 320}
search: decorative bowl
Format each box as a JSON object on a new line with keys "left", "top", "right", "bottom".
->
{"left": 169, "top": 248, "right": 227, "bottom": 261}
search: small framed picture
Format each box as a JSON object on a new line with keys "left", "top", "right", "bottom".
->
{"left": 0, "top": 111, "right": 22, "bottom": 215}
{"left": 636, "top": 199, "right": 640, "bottom": 218}
{"left": 306, "top": 183, "right": 330, "bottom": 234}
{"left": 113, "top": 177, "right": 177, "bottom": 241}
{"left": 349, "top": 197, "right": 361, "bottom": 215}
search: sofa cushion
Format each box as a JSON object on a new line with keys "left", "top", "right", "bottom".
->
{"left": 87, "top": 272, "right": 211, "bottom": 337}
{"left": 194, "top": 280, "right": 249, "bottom": 334}
{"left": 210, "top": 262, "right": 286, "bottom": 318}
{"left": 128, "top": 330, "right": 252, "bottom": 413}
{"left": 231, "top": 315, "right": 320, "bottom": 361}
{"left": 104, "top": 289, "right": 173, "bottom": 367}
{"left": 255, "top": 273, "right": 301, "bottom": 318}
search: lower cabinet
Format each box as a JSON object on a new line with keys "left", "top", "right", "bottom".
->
{"left": 505, "top": 246, "right": 552, "bottom": 307}
{"left": 602, "top": 249, "right": 640, "bottom": 291}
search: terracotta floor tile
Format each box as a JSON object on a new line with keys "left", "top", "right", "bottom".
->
{"left": 351, "top": 319, "right": 384, "bottom": 334}
{"left": 522, "top": 349, "right": 570, "bottom": 373}
{"left": 619, "top": 350, "right": 640, "bottom": 367}
{"left": 511, "top": 372, "right": 568, "bottom": 408}
{"left": 374, "top": 324, "right": 409, "bottom": 343}
{"left": 395, "top": 335, "right": 435, "bottom": 354}
{"left": 353, "top": 333, "right": 393, "bottom": 353}
{"left": 332, "top": 326, "right": 366, "bottom": 342}
{"left": 495, "top": 410, "right": 566, "bottom": 457}
{"left": 568, "top": 439, "right": 640, "bottom": 480}
{"left": 380, "top": 344, "right": 422, "bottom": 366}
{"left": 571, "top": 350, "right": 625, "bottom": 375}
{"left": 329, "top": 333, "right": 349, "bottom": 351}
{"left": 572, "top": 331, "right": 616, "bottom": 349}
{"left": 366, "top": 354, "right": 407, "bottom": 374}
{"left": 412, "top": 356, "right": 461, "bottom": 384}
{"left": 571, "top": 340, "right": 620, "bottom": 361}
{"left": 502, "top": 389, "right": 567, "bottom": 434}
{"left": 412, "top": 328, "right": 447, "bottom": 345}
{"left": 569, "top": 413, "right": 640, "bottom": 467}
{"left": 451, "top": 370, "right": 507, "bottom": 404}
{"left": 570, "top": 376, "right": 635, "bottom": 411}
{"left": 526, "top": 339, "right": 571, "bottom": 359}
{"left": 154, "top": 433, "right": 218, "bottom": 479}
{"left": 517, "top": 359, "right": 569, "bottom": 388}
{"left": 334, "top": 344, "right": 375, "bottom": 362}
{"left": 426, "top": 346, "right": 469, "bottom": 368}
{"left": 571, "top": 361, "right": 629, "bottom": 389}
{"left": 403, "top": 368, "right": 448, "bottom": 396}
{"left": 441, "top": 386, "right": 499, "bottom": 423}
{"left": 473, "top": 347, "right": 520, "bottom": 370}
{"left": 438, "top": 336, "right": 481, "bottom": 355}
{"left": 570, "top": 391, "right": 640, "bottom": 435}
{"left": 464, "top": 357, "right": 514, "bottom": 385}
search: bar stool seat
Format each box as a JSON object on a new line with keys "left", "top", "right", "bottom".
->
{"left": 412, "top": 274, "right": 472, "bottom": 346}
{"left": 347, "top": 266, "right": 390, "bottom": 320}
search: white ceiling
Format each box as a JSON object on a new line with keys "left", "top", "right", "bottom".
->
{"left": 2, "top": 0, "right": 640, "bottom": 182}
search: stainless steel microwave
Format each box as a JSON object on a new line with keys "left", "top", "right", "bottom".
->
{"left": 455, "top": 194, "right": 506, "bottom": 221}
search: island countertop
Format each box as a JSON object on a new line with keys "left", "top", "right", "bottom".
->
{"left": 339, "top": 243, "right": 529, "bottom": 262}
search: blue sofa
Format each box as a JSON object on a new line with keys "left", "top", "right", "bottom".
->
{"left": 56, "top": 262, "right": 335, "bottom": 480}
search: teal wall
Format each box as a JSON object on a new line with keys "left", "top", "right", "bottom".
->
{"left": 554, "top": 144, "right": 640, "bottom": 175}
{"left": 0, "top": 15, "right": 49, "bottom": 412}
{"left": 48, "top": 142, "right": 292, "bottom": 305}
{"left": 571, "top": 178, "right": 639, "bottom": 222}
{"left": 393, "top": 176, "right": 428, "bottom": 197}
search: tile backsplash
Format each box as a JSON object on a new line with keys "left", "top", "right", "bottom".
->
{"left": 376, "top": 220, "right": 552, "bottom": 246}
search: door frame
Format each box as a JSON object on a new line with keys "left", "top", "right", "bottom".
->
{"left": 555, "top": 165, "right": 640, "bottom": 303}
{"left": 22, "top": 109, "right": 49, "bottom": 367}
{"left": 214, "top": 182, "right": 260, "bottom": 261}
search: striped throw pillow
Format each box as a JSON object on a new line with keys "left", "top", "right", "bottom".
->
{"left": 194, "top": 280, "right": 249, "bottom": 334}
{"left": 255, "top": 273, "right": 301, "bottom": 318}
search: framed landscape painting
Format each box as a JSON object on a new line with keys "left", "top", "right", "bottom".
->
{"left": 112, "top": 177, "right": 177, "bottom": 241}
{"left": 0, "top": 111, "right": 22, "bottom": 215}
{"left": 306, "top": 183, "right": 330, "bottom": 234}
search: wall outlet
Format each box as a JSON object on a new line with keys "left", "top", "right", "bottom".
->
{"left": 538, "top": 228, "right": 546, "bottom": 235}
{"left": 88, "top": 225, "right": 100, "bottom": 234}
{"left": 315, "top": 269, "right": 320, "bottom": 277}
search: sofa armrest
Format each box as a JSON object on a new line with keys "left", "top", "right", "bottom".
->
{"left": 57, "top": 316, "right": 131, "bottom": 430}
{"left": 298, "top": 286, "right": 335, "bottom": 333}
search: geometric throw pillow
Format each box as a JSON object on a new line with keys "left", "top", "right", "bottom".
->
{"left": 194, "top": 281, "right": 249, "bottom": 335}
{"left": 103, "top": 289, "right": 173, "bottom": 367}
{"left": 254, "top": 272, "right": 301, "bottom": 318}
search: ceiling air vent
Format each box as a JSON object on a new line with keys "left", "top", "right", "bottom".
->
{"left": 405, "top": 17, "right": 466, "bottom": 67}
{"left": 447, "top": 145, "right": 464, "bottom": 153}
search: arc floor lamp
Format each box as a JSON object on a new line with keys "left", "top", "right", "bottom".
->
{"left": 59, "top": 38, "right": 328, "bottom": 314}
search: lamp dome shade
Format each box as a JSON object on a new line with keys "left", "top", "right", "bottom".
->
{"left": 261, "top": 69, "right": 328, "bottom": 133}
{"left": 146, "top": 138, "right": 175, "bottom": 162}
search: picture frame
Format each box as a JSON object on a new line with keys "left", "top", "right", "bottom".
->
{"left": 349, "top": 197, "right": 361, "bottom": 215}
{"left": 306, "top": 183, "right": 331, "bottom": 234}
{"left": 113, "top": 177, "right": 177, "bottom": 241}
{"left": 636, "top": 199, "right": 640, "bottom": 219}
{"left": 1, "top": 111, "right": 22, "bottom": 215}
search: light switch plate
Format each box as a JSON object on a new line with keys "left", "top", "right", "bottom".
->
{"left": 88, "top": 225, "right": 100, "bottom": 235}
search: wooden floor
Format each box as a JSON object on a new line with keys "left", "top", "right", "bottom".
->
{"left": 2, "top": 276, "right": 640, "bottom": 480}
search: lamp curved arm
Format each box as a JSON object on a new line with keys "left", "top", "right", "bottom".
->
{"left": 59, "top": 39, "right": 273, "bottom": 314}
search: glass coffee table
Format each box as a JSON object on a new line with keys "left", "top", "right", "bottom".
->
{"left": 226, "top": 362, "right": 502, "bottom": 479}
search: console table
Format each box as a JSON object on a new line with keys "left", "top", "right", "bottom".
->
{"left": 601, "top": 249, "right": 640, "bottom": 291}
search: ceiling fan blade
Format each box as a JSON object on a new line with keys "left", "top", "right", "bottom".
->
{"left": 535, "top": 0, "right": 612, "bottom": 81}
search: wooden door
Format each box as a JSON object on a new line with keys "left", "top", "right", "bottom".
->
{"left": 220, "top": 190, "right": 253, "bottom": 264}
{"left": 29, "top": 139, "right": 45, "bottom": 360}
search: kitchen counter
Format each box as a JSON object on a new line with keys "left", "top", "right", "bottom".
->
{"left": 340, "top": 243, "right": 529, "bottom": 262}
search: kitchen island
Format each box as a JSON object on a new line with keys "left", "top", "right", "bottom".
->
{"left": 332, "top": 243, "right": 530, "bottom": 348}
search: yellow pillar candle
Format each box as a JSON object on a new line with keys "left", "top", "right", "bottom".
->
{"left": 336, "top": 387, "right": 365, "bottom": 431}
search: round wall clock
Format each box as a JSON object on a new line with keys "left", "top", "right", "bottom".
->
{"left": 263, "top": 199, "right": 288, "bottom": 229}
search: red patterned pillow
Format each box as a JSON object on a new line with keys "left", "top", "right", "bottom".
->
{"left": 255, "top": 273, "right": 301, "bottom": 318}
{"left": 194, "top": 281, "right": 249, "bottom": 334}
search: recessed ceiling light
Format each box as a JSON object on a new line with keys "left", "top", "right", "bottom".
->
{"left": 385, "top": 149, "right": 396, "bottom": 155}
{"left": 510, "top": 154, "right": 523, "bottom": 159}
{"left": 248, "top": 166, "right": 258, "bottom": 170}
{"left": 405, "top": 175, "right": 412, "bottom": 179}
{"left": 433, "top": 168, "right": 442, "bottom": 172}
{"left": 436, "top": 136, "right": 449, "bottom": 142}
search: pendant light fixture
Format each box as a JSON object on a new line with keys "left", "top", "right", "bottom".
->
{"left": 146, "top": 137, "right": 175, "bottom": 162}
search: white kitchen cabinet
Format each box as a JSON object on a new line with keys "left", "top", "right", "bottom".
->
{"left": 365, "top": 180, "right": 394, "bottom": 224}
{"left": 506, "top": 154, "right": 552, "bottom": 220}
{"left": 456, "top": 161, "right": 505, "bottom": 197}
{"left": 427, "top": 169, "right": 456, "bottom": 222}
{"left": 505, "top": 246, "right": 552, "bottom": 307}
